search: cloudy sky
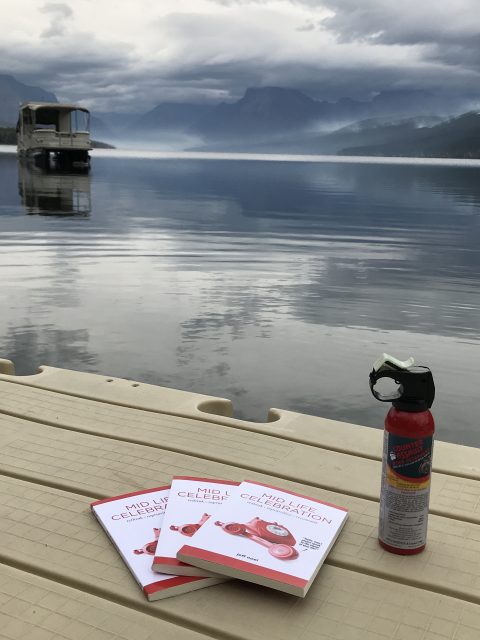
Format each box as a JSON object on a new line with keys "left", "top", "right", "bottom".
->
{"left": 1, "top": 0, "right": 479, "bottom": 112}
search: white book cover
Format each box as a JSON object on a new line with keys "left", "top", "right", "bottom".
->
{"left": 177, "top": 480, "right": 348, "bottom": 597}
{"left": 91, "top": 486, "right": 224, "bottom": 601}
{"left": 152, "top": 476, "right": 238, "bottom": 576}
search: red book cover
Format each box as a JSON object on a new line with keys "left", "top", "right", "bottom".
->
{"left": 178, "top": 480, "right": 348, "bottom": 597}
{"left": 91, "top": 486, "right": 225, "bottom": 600}
{"left": 152, "top": 476, "right": 239, "bottom": 576}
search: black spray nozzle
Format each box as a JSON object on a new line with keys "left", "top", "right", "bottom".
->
{"left": 369, "top": 354, "right": 435, "bottom": 411}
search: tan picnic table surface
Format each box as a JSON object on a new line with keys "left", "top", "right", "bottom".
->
{"left": 0, "top": 359, "right": 479, "bottom": 640}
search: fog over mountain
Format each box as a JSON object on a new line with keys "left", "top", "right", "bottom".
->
{"left": 2, "top": 74, "right": 480, "bottom": 157}
{"left": 186, "top": 87, "right": 470, "bottom": 142}
{"left": 339, "top": 112, "right": 480, "bottom": 159}
{"left": 125, "top": 86, "right": 479, "bottom": 156}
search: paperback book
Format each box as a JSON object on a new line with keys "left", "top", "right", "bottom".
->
{"left": 91, "top": 486, "right": 225, "bottom": 601}
{"left": 177, "top": 480, "right": 348, "bottom": 597}
{"left": 152, "top": 476, "right": 238, "bottom": 576}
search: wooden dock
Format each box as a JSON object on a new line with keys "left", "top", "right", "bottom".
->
{"left": 0, "top": 358, "right": 479, "bottom": 640}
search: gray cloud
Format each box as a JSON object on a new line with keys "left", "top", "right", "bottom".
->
{"left": 296, "top": 20, "right": 318, "bottom": 32}
{"left": 321, "top": 1, "right": 478, "bottom": 43}
{"left": 0, "top": 25, "right": 138, "bottom": 110}
{"left": 321, "top": 1, "right": 480, "bottom": 73}
{"left": 148, "top": 7, "right": 480, "bottom": 104}
{"left": 40, "top": 2, "right": 73, "bottom": 38}
{"left": 1, "top": 1, "right": 480, "bottom": 113}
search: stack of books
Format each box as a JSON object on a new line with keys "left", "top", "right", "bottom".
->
{"left": 91, "top": 476, "right": 348, "bottom": 601}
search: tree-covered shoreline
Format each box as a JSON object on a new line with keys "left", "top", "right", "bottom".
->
{"left": 0, "top": 127, "right": 16, "bottom": 144}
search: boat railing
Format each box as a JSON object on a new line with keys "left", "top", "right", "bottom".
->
{"left": 30, "top": 129, "right": 91, "bottom": 149}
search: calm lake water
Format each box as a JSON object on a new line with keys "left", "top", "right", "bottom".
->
{"left": 1, "top": 147, "right": 480, "bottom": 446}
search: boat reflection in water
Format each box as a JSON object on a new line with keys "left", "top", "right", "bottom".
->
{"left": 18, "top": 160, "right": 91, "bottom": 216}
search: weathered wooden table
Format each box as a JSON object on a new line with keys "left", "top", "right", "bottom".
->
{"left": 0, "top": 359, "right": 479, "bottom": 640}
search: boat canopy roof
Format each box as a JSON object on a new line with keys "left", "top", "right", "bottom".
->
{"left": 20, "top": 102, "right": 90, "bottom": 114}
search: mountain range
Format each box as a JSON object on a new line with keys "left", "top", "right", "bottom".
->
{"left": 1, "top": 74, "right": 479, "bottom": 158}
{"left": 132, "top": 87, "right": 471, "bottom": 142}
{"left": 338, "top": 112, "right": 480, "bottom": 158}
{"left": 0, "top": 74, "right": 57, "bottom": 125}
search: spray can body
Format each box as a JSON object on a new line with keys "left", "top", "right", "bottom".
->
{"left": 379, "top": 405, "right": 435, "bottom": 554}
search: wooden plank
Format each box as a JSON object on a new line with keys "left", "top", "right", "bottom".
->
{"left": 0, "top": 395, "right": 479, "bottom": 525}
{"left": 0, "top": 427, "right": 479, "bottom": 603}
{"left": 1, "top": 476, "right": 480, "bottom": 640}
{"left": 1, "top": 369, "right": 479, "bottom": 480}
{"left": 0, "top": 564, "right": 209, "bottom": 640}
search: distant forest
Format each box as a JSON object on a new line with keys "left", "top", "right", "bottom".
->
{"left": 0, "top": 127, "right": 16, "bottom": 144}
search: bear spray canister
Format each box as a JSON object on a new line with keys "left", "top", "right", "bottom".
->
{"left": 369, "top": 354, "right": 435, "bottom": 555}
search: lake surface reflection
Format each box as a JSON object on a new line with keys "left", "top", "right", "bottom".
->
{"left": 17, "top": 161, "right": 91, "bottom": 216}
{"left": 1, "top": 148, "right": 480, "bottom": 446}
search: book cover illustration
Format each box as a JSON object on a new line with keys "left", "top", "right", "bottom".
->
{"left": 214, "top": 517, "right": 299, "bottom": 559}
{"left": 91, "top": 486, "right": 224, "bottom": 601}
{"left": 134, "top": 527, "right": 160, "bottom": 556}
{"left": 152, "top": 476, "right": 238, "bottom": 576}
{"left": 178, "top": 480, "right": 348, "bottom": 597}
